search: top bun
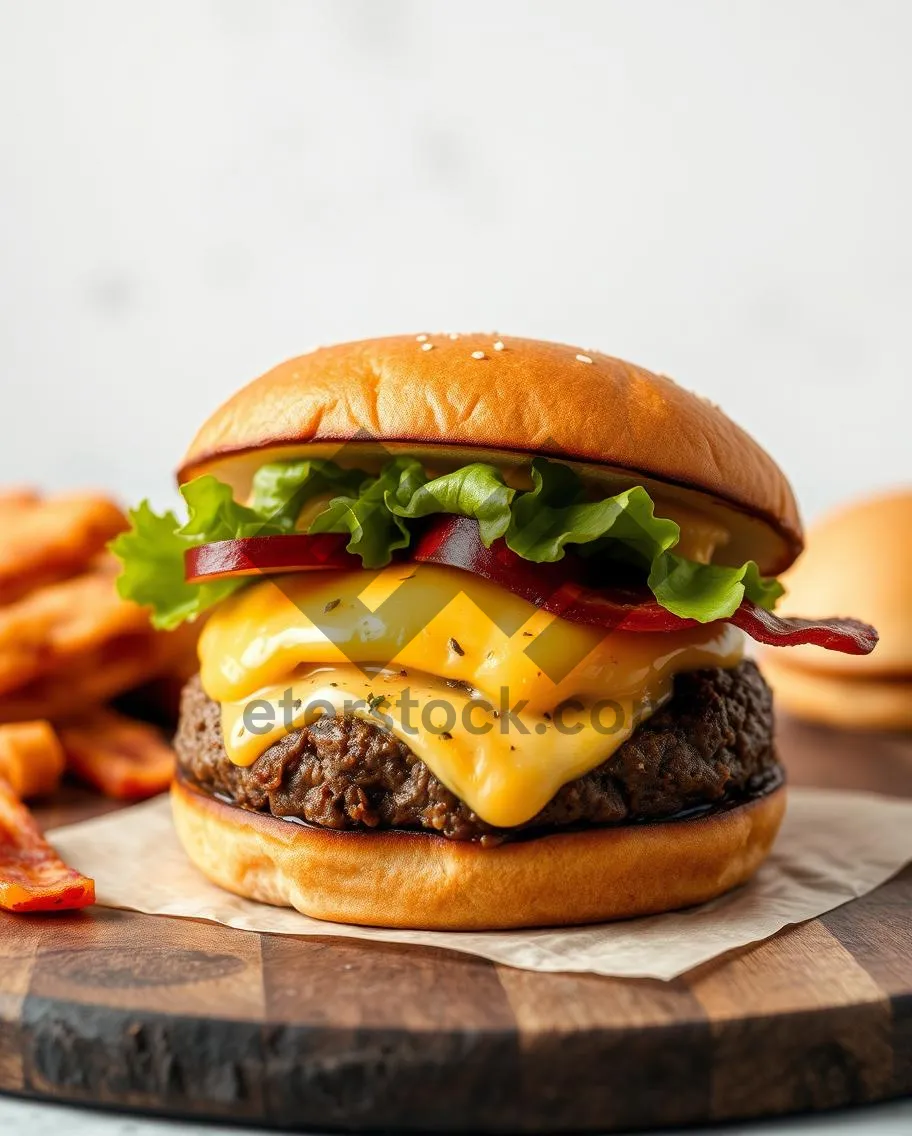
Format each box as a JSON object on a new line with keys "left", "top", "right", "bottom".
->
{"left": 766, "top": 488, "right": 911, "bottom": 677}
{"left": 180, "top": 333, "right": 802, "bottom": 574}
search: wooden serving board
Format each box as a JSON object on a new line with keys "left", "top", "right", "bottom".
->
{"left": 1, "top": 716, "right": 911, "bottom": 1133}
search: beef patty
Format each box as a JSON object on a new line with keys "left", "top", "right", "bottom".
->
{"left": 174, "top": 661, "right": 782, "bottom": 844}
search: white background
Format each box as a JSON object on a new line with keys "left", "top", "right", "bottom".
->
{"left": 1, "top": 0, "right": 910, "bottom": 519}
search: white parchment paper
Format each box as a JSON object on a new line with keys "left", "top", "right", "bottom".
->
{"left": 48, "top": 787, "right": 912, "bottom": 980}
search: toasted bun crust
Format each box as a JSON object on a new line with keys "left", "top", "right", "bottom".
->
{"left": 179, "top": 334, "right": 802, "bottom": 574}
{"left": 171, "top": 776, "right": 786, "bottom": 930}
{"left": 761, "top": 654, "right": 911, "bottom": 732}
{"left": 765, "top": 488, "right": 911, "bottom": 679}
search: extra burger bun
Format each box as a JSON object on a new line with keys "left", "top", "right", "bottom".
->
{"left": 761, "top": 489, "right": 911, "bottom": 730}
{"left": 179, "top": 333, "right": 802, "bottom": 575}
{"left": 761, "top": 656, "right": 910, "bottom": 732}
{"left": 171, "top": 776, "right": 786, "bottom": 931}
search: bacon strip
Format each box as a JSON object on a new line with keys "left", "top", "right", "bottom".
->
{"left": 0, "top": 777, "right": 95, "bottom": 913}
{"left": 184, "top": 518, "right": 879, "bottom": 656}
{"left": 413, "top": 516, "right": 878, "bottom": 655}
{"left": 731, "top": 603, "right": 878, "bottom": 654}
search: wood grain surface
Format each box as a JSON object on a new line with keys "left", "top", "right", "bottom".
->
{"left": 0, "top": 714, "right": 910, "bottom": 1132}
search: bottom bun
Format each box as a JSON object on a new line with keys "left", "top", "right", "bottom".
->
{"left": 171, "top": 777, "right": 786, "bottom": 930}
{"left": 762, "top": 655, "right": 912, "bottom": 732}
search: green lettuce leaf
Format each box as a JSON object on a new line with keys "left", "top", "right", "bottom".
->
{"left": 111, "top": 487, "right": 256, "bottom": 630}
{"left": 504, "top": 458, "right": 779, "bottom": 621}
{"left": 177, "top": 475, "right": 279, "bottom": 541}
{"left": 385, "top": 462, "right": 515, "bottom": 545}
{"left": 506, "top": 458, "right": 681, "bottom": 564}
{"left": 111, "top": 465, "right": 358, "bottom": 628}
{"left": 112, "top": 455, "right": 784, "bottom": 628}
{"left": 648, "top": 555, "right": 785, "bottom": 622}
{"left": 250, "top": 460, "right": 366, "bottom": 529}
{"left": 306, "top": 458, "right": 416, "bottom": 567}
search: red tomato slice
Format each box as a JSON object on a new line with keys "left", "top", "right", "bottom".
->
{"left": 413, "top": 516, "right": 683, "bottom": 633}
{"left": 184, "top": 534, "right": 358, "bottom": 583}
{"left": 0, "top": 777, "right": 95, "bottom": 913}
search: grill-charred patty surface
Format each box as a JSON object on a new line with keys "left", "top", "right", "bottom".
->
{"left": 174, "top": 661, "right": 782, "bottom": 844}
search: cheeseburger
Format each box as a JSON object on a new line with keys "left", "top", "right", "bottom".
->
{"left": 113, "top": 334, "right": 877, "bottom": 929}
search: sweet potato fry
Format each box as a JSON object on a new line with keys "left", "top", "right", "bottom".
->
{"left": 0, "top": 620, "right": 198, "bottom": 724}
{"left": 0, "top": 488, "right": 41, "bottom": 514}
{"left": 0, "top": 721, "right": 65, "bottom": 799}
{"left": 59, "top": 710, "right": 176, "bottom": 800}
{"left": 0, "top": 492, "right": 126, "bottom": 605}
{"left": 0, "top": 776, "right": 95, "bottom": 912}
{"left": 0, "top": 560, "right": 163, "bottom": 699}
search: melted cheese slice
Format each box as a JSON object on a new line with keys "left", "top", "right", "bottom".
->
{"left": 198, "top": 564, "right": 743, "bottom": 828}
